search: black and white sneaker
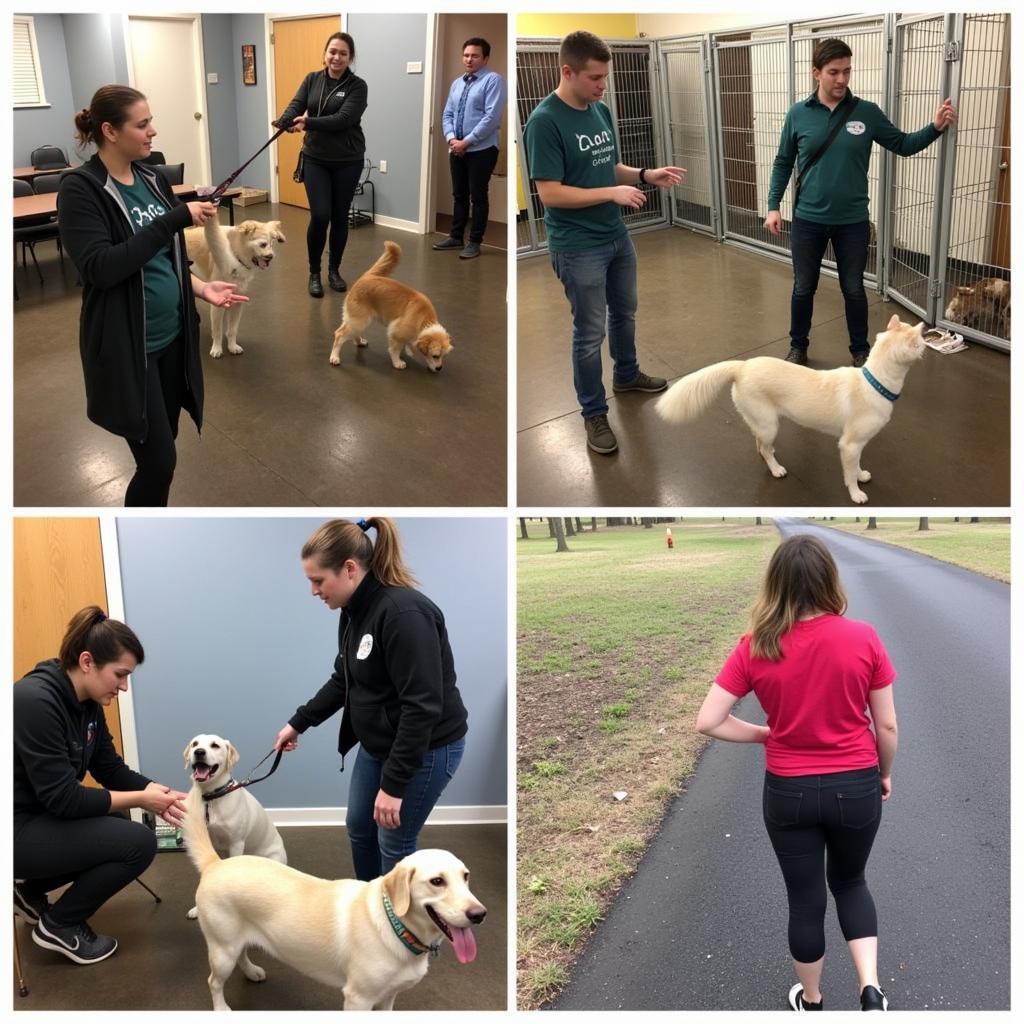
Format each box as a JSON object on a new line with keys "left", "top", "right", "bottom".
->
{"left": 13, "top": 881, "right": 49, "bottom": 924}
{"left": 860, "top": 985, "right": 888, "bottom": 1011}
{"left": 788, "top": 983, "right": 823, "bottom": 1011}
{"left": 32, "top": 915, "right": 118, "bottom": 964}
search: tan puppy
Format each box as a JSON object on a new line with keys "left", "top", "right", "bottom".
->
{"left": 330, "top": 241, "right": 453, "bottom": 372}
{"left": 656, "top": 314, "right": 926, "bottom": 504}
{"left": 186, "top": 218, "right": 286, "bottom": 357}
{"left": 182, "top": 786, "right": 486, "bottom": 1011}
{"left": 944, "top": 277, "right": 1010, "bottom": 337}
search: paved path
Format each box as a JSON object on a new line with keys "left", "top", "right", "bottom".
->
{"left": 554, "top": 519, "right": 1009, "bottom": 1010}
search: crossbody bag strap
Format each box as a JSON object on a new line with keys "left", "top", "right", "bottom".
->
{"left": 795, "top": 97, "right": 859, "bottom": 201}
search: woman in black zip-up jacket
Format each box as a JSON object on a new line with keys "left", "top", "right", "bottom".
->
{"left": 275, "top": 31, "right": 368, "bottom": 297}
{"left": 14, "top": 607, "right": 189, "bottom": 965}
{"left": 274, "top": 518, "right": 469, "bottom": 881}
{"left": 58, "top": 85, "right": 247, "bottom": 506}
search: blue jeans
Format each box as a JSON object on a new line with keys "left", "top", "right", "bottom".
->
{"left": 790, "top": 217, "right": 870, "bottom": 355}
{"left": 550, "top": 234, "right": 640, "bottom": 418}
{"left": 346, "top": 736, "right": 465, "bottom": 881}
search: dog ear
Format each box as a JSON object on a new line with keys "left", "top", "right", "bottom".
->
{"left": 914, "top": 321, "right": 925, "bottom": 335}
{"left": 270, "top": 221, "right": 286, "bottom": 243}
{"left": 227, "top": 742, "right": 240, "bottom": 768}
{"left": 957, "top": 286, "right": 974, "bottom": 295}
{"left": 383, "top": 862, "right": 414, "bottom": 918}
{"left": 240, "top": 221, "right": 258, "bottom": 236}
{"left": 886, "top": 313, "right": 900, "bottom": 330}
{"left": 182, "top": 740, "right": 194, "bottom": 764}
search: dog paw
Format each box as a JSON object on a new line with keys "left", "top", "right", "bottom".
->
{"left": 850, "top": 489, "right": 869, "bottom": 504}
{"left": 227, "top": 343, "right": 244, "bottom": 355}
{"left": 210, "top": 348, "right": 223, "bottom": 359}
{"left": 858, "top": 469, "right": 872, "bottom": 482}
{"left": 187, "top": 906, "right": 198, "bottom": 920}
{"left": 243, "top": 965, "right": 267, "bottom": 983}
{"left": 329, "top": 353, "right": 341, "bottom": 365}
{"left": 394, "top": 359, "right": 407, "bottom": 370}
{"left": 770, "top": 465, "right": 788, "bottom": 479}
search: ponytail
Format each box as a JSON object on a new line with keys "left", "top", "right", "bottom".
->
{"left": 301, "top": 517, "right": 417, "bottom": 588}
{"left": 58, "top": 605, "right": 145, "bottom": 670}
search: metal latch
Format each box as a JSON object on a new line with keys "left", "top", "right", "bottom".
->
{"left": 944, "top": 41, "right": 960, "bottom": 62}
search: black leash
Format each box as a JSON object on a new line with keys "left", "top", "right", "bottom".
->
{"left": 202, "top": 747, "right": 285, "bottom": 803}
{"left": 207, "top": 122, "right": 292, "bottom": 201}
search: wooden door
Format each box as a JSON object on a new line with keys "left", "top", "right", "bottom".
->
{"left": 991, "top": 75, "right": 1010, "bottom": 268}
{"left": 272, "top": 15, "right": 342, "bottom": 208}
{"left": 14, "top": 518, "right": 123, "bottom": 778}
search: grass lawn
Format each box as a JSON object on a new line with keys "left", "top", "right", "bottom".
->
{"left": 820, "top": 518, "right": 1009, "bottom": 582}
{"left": 516, "top": 519, "right": 777, "bottom": 1008}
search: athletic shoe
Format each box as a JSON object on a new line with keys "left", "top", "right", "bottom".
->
{"left": 13, "top": 882, "right": 48, "bottom": 925}
{"left": 784, "top": 346, "right": 809, "bottom": 365}
{"left": 32, "top": 915, "right": 118, "bottom": 965}
{"left": 612, "top": 370, "right": 667, "bottom": 394}
{"left": 584, "top": 414, "right": 618, "bottom": 454}
{"left": 860, "top": 985, "right": 888, "bottom": 1011}
{"left": 327, "top": 268, "right": 347, "bottom": 292}
{"left": 432, "top": 236, "right": 463, "bottom": 251}
{"left": 788, "top": 983, "right": 823, "bottom": 1011}
{"left": 308, "top": 273, "right": 324, "bottom": 298}
{"left": 459, "top": 242, "right": 481, "bottom": 259}
{"left": 851, "top": 351, "right": 869, "bottom": 368}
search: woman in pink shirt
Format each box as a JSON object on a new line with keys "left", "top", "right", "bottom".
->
{"left": 697, "top": 535, "right": 898, "bottom": 1013}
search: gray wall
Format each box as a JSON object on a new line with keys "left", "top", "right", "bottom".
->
{"left": 115, "top": 517, "right": 507, "bottom": 811}
{"left": 13, "top": 14, "right": 76, "bottom": 166}
{"left": 232, "top": 14, "right": 271, "bottom": 192}
{"left": 201, "top": 13, "right": 241, "bottom": 185}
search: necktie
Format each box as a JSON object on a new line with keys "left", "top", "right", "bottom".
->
{"left": 455, "top": 74, "right": 476, "bottom": 140}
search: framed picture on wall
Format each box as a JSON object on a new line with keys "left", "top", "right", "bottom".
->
{"left": 242, "top": 44, "right": 257, "bottom": 86}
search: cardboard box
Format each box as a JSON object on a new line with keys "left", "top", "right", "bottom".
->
{"left": 234, "top": 187, "right": 269, "bottom": 207}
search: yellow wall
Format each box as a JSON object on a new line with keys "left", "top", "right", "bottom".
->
{"left": 517, "top": 13, "right": 639, "bottom": 39}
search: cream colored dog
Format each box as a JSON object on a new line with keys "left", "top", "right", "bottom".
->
{"left": 330, "top": 241, "right": 454, "bottom": 372}
{"left": 183, "top": 734, "right": 287, "bottom": 919}
{"left": 185, "top": 218, "right": 286, "bottom": 357}
{"left": 182, "top": 786, "right": 486, "bottom": 1011}
{"left": 656, "top": 314, "right": 927, "bottom": 504}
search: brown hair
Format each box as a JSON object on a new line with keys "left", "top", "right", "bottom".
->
{"left": 301, "top": 518, "right": 417, "bottom": 588}
{"left": 58, "top": 606, "right": 145, "bottom": 670}
{"left": 749, "top": 536, "right": 847, "bottom": 661}
{"left": 324, "top": 31, "right": 356, "bottom": 63}
{"left": 559, "top": 30, "right": 611, "bottom": 72}
{"left": 812, "top": 37, "right": 853, "bottom": 70}
{"left": 463, "top": 37, "right": 491, "bottom": 58}
{"left": 73, "top": 85, "right": 147, "bottom": 149}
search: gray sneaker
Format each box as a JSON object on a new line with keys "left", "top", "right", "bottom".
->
{"left": 612, "top": 370, "right": 667, "bottom": 393}
{"left": 584, "top": 414, "right": 618, "bottom": 454}
{"left": 33, "top": 915, "right": 118, "bottom": 964}
{"left": 459, "top": 242, "right": 481, "bottom": 259}
{"left": 432, "top": 236, "right": 463, "bottom": 251}
{"left": 784, "top": 346, "right": 808, "bottom": 365}
{"left": 14, "top": 881, "right": 48, "bottom": 925}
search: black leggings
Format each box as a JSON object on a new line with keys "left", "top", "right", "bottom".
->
{"left": 125, "top": 336, "right": 185, "bottom": 507}
{"left": 762, "top": 767, "right": 882, "bottom": 963}
{"left": 14, "top": 813, "right": 157, "bottom": 927}
{"left": 303, "top": 157, "right": 363, "bottom": 273}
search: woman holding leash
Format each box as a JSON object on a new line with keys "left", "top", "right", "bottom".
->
{"left": 275, "top": 31, "right": 368, "bottom": 298}
{"left": 58, "top": 85, "right": 248, "bottom": 507}
{"left": 696, "top": 534, "right": 898, "bottom": 1012}
{"left": 14, "top": 607, "right": 189, "bottom": 965}
{"left": 274, "top": 517, "right": 468, "bottom": 882}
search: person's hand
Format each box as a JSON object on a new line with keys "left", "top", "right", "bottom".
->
{"left": 201, "top": 281, "right": 249, "bottom": 308}
{"left": 449, "top": 138, "right": 470, "bottom": 157}
{"left": 933, "top": 98, "right": 956, "bottom": 132}
{"left": 880, "top": 775, "right": 892, "bottom": 801}
{"left": 374, "top": 789, "right": 402, "bottom": 829}
{"left": 290, "top": 114, "right": 308, "bottom": 132}
{"left": 648, "top": 165, "right": 685, "bottom": 188}
{"left": 611, "top": 185, "right": 647, "bottom": 209}
{"left": 141, "top": 782, "right": 188, "bottom": 825}
{"left": 764, "top": 210, "right": 782, "bottom": 236}
{"left": 274, "top": 724, "right": 300, "bottom": 752}
{"left": 187, "top": 201, "right": 218, "bottom": 227}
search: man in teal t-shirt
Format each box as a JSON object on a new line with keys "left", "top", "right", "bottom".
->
{"left": 765, "top": 37, "right": 956, "bottom": 367}
{"left": 524, "top": 30, "right": 685, "bottom": 456}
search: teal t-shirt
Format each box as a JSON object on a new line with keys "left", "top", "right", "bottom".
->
{"left": 524, "top": 92, "right": 627, "bottom": 252}
{"left": 767, "top": 91, "right": 942, "bottom": 224}
{"left": 112, "top": 173, "right": 183, "bottom": 353}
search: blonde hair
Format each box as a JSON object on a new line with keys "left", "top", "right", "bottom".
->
{"left": 301, "top": 517, "right": 417, "bottom": 588}
{"left": 749, "top": 536, "right": 847, "bottom": 661}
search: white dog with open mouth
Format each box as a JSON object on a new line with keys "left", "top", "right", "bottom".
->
{"left": 182, "top": 734, "right": 287, "bottom": 919}
{"left": 183, "top": 783, "right": 486, "bottom": 1011}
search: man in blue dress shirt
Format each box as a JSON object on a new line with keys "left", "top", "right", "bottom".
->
{"left": 433, "top": 38, "right": 506, "bottom": 260}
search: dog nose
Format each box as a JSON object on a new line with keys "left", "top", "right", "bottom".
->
{"left": 194, "top": 748, "right": 205, "bottom": 758}
{"left": 466, "top": 905, "right": 487, "bottom": 925}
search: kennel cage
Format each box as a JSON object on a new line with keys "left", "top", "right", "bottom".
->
{"left": 516, "top": 13, "right": 1011, "bottom": 350}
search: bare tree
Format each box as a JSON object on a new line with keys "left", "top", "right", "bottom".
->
{"left": 551, "top": 517, "right": 569, "bottom": 552}
{"left": 642, "top": 517, "right": 653, "bottom": 529}
{"left": 548, "top": 519, "right": 556, "bottom": 538}
{"left": 574, "top": 517, "right": 583, "bottom": 533}
{"left": 755, "top": 517, "right": 762, "bottom": 526}
{"left": 519, "top": 518, "right": 529, "bottom": 540}
{"left": 564, "top": 517, "right": 576, "bottom": 537}
{"left": 867, "top": 518, "right": 877, "bottom": 530}
{"left": 591, "top": 517, "right": 598, "bottom": 532}
{"left": 970, "top": 517, "right": 980, "bottom": 523}
{"left": 918, "top": 517, "right": 929, "bottom": 532}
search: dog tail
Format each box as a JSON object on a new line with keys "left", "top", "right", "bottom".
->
{"left": 182, "top": 784, "right": 221, "bottom": 875}
{"left": 365, "top": 240, "right": 401, "bottom": 278}
{"left": 655, "top": 361, "right": 744, "bottom": 424}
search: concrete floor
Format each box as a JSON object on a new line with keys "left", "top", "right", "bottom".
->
{"left": 517, "top": 229, "right": 1010, "bottom": 506}
{"left": 14, "top": 203, "right": 507, "bottom": 507}
{"left": 14, "top": 822, "right": 507, "bottom": 1011}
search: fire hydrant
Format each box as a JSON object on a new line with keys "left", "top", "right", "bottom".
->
{"left": 666, "top": 527, "right": 674, "bottom": 550}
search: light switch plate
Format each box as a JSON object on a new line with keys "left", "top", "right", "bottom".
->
{"left": 406, "top": 61, "right": 423, "bottom": 74}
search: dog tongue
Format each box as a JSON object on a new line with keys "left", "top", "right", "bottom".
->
{"left": 449, "top": 925, "right": 477, "bottom": 964}
{"left": 193, "top": 765, "right": 212, "bottom": 781}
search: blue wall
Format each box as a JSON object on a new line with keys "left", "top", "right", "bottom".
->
{"left": 115, "top": 517, "right": 507, "bottom": 812}
{"left": 232, "top": 14, "right": 271, "bottom": 192}
{"left": 13, "top": 14, "right": 76, "bottom": 166}
{"left": 201, "top": 13, "right": 241, "bottom": 185}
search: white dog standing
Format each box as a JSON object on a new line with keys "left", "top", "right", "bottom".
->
{"left": 185, "top": 218, "right": 285, "bottom": 358}
{"left": 183, "top": 734, "right": 287, "bottom": 918}
{"left": 656, "top": 314, "right": 927, "bottom": 504}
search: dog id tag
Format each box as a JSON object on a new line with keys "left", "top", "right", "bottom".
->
{"left": 357, "top": 633, "right": 374, "bottom": 660}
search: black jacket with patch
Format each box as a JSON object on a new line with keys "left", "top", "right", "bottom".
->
{"left": 14, "top": 659, "right": 151, "bottom": 825}
{"left": 57, "top": 155, "right": 203, "bottom": 441}
{"left": 278, "top": 68, "right": 368, "bottom": 165}
{"left": 289, "top": 573, "right": 469, "bottom": 798}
